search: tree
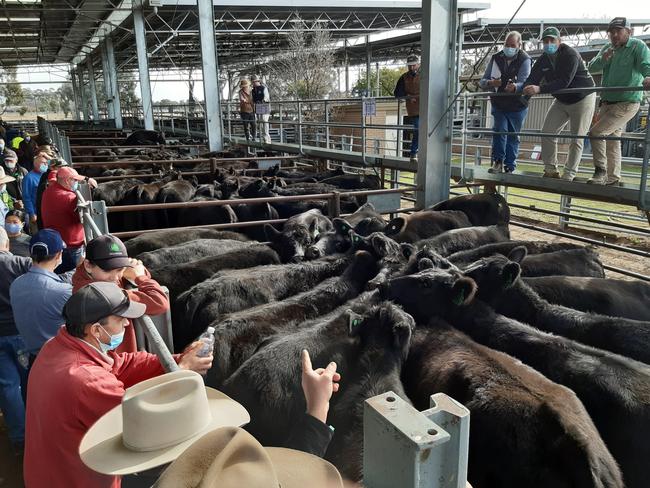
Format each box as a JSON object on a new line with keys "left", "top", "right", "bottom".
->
{"left": 58, "top": 83, "right": 75, "bottom": 118}
{"left": 353, "top": 67, "right": 403, "bottom": 97}
{"left": 18, "top": 106, "right": 27, "bottom": 116}
{"left": 0, "top": 67, "right": 25, "bottom": 115}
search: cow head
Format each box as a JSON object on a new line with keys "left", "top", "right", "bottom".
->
{"left": 239, "top": 179, "right": 275, "bottom": 199}
{"left": 219, "top": 178, "right": 240, "bottom": 199}
{"left": 461, "top": 246, "right": 526, "bottom": 302}
{"left": 347, "top": 302, "right": 414, "bottom": 361}
{"left": 401, "top": 246, "right": 457, "bottom": 275}
{"left": 384, "top": 216, "right": 407, "bottom": 236}
{"left": 379, "top": 267, "right": 477, "bottom": 324}
{"left": 264, "top": 224, "right": 312, "bottom": 263}
{"left": 350, "top": 231, "right": 401, "bottom": 260}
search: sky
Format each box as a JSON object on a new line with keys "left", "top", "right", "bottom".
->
{"left": 11, "top": 0, "right": 650, "bottom": 103}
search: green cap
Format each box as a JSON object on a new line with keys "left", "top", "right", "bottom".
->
{"left": 541, "top": 27, "right": 560, "bottom": 40}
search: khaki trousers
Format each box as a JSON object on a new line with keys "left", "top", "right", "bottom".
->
{"left": 589, "top": 101, "right": 640, "bottom": 179}
{"left": 541, "top": 93, "right": 596, "bottom": 177}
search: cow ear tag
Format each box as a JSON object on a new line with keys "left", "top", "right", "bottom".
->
{"left": 347, "top": 310, "right": 363, "bottom": 335}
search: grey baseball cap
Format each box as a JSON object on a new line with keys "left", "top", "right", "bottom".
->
{"left": 63, "top": 282, "right": 146, "bottom": 327}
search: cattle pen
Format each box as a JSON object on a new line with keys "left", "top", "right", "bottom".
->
{"left": 2, "top": 1, "right": 650, "bottom": 488}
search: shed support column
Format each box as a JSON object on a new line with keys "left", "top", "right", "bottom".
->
{"left": 365, "top": 35, "right": 371, "bottom": 95}
{"left": 100, "top": 42, "right": 115, "bottom": 121}
{"left": 79, "top": 68, "right": 90, "bottom": 122}
{"left": 86, "top": 57, "right": 100, "bottom": 123}
{"left": 344, "top": 40, "right": 350, "bottom": 94}
{"left": 198, "top": 0, "right": 223, "bottom": 151}
{"left": 417, "top": 0, "right": 457, "bottom": 207}
{"left": 70, "top": 68, "right": 81, "bottom": 120}
{"left": 105, "top": 35, "right": 123, "bottom": 129}
{"left": 134, "top": 0, "right": 154, "bottom": 130}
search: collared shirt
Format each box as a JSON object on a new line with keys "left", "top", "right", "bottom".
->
{"left": 0, "top": 250, "right": 31, "bottom": 336}
{"left": 588, "top": 36, "right": 650, "bottom": 102}
{"left": 10, "top": 266, "right": 72, "bottom": 353}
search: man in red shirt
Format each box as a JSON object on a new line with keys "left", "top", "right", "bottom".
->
{"left": 40, "top": 165, "right": 86, "bottom": 272}
{"left": 23, "top": 281, "right": 212, "bottom": 488}
{"left": 72, "top": 234, "right": 170, "bottom": 353}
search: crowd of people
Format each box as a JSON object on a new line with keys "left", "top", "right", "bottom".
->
{"left": 479, "top": 17, "right": 650, "bottom": 183}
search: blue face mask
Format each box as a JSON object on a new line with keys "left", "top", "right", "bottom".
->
{"left": 99, "top": 326, "right": 125, "bottom": 353}
{"left": 39, "top": 163, "right": 48, "bottom": 173}
{"left": 543, "top": 43, "right": 559, "bottom": 55}
{"left": 503, "top": 47, "right": 518, "bottom": 58}
{"left": 71, "top": 181, "right": 79, "bottom": 192}
{"left": 5, "top": 223, "right": 22, "bottom": 234}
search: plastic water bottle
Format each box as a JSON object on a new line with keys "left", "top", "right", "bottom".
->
{"left": 197, "top": 327, "right": 215, "bottom": 357}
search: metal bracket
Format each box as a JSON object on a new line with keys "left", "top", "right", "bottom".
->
{"left": 364, "top": 391, "right": 469, "bottom": 488}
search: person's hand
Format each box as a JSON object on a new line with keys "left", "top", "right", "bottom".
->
{"left": 643, "top": 77, "right": 650, "bottom": 90}
{"left": 301, "top": 349, "right": 341, "bottom": 424}
{"left": 504, "top": 82, "right": 517, "bottom": 93}
{"left": 88, "top": 178, "right": 98, "bottom": 189}
{"left": 14, "top": 200, "right": 23, "bottom": 210}
{"left": 178, "top": 341, "right": 213, "bottom": 376}
{"left": 603, "top": 47, "right": 615, "bottom": 62}
{"left": 122, "top": 258, "right": 147, "bottom": 280}
{"left": 488, "top": 79, "right": 502, "bottom": 88}
{"left": 30, "top": 214, "right": 37, "bottom": 223}
{"left": 523, "top": 85, "right": 541, "bottom": 96}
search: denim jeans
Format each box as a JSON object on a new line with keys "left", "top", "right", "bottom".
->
{"left": 410, "top": 116, "right": 420, "bottom": 156}
{"left": 491, "top": 107, "right": 528, "bottom": 170}
{"left": 55, "top": 245, "right": 84, "bottom": 274}
{"left": 0, "top": 334, "right": 28, "bottom": 445}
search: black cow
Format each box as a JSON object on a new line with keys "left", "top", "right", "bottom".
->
{"left": 221, "top": 299, "right": 413, "bottom": 481}
{"left": 93, "top": 179, "right": 144, "bottom": 233}
{"left": 124, "top": 228, "right": 249, "bottom": 256}
{"left": 416, "top": 224, "right": 510, "bottom": 256}
{"left": 384, "top": 210, "right": 472, "bottom": 243}
{"left": 176, "top": 197, "right": 238, "bottom": 229}
{"left": 238, "top": 179, "right": 327, "bottom": 218}
{"left": 341, "top": 202, "right": 386, "bottom": 236}
{"left": 525, "top": 276, "right": 650, "bottom": 321}
{"left": 404, "top": 325, "right": 623, "bottom": 488}
{"left": 429, "top": 192, "right": 510, "bottom": 226}
{"left": 518, "top": 247, "right": 605, "bottom": 278}
{"left": 464, "top": 248, "right": 650, "bottom": 364}
{"left": 207, "top": 250, "right": 379, "bottom": 385}
{"left": 447, "top": 240, "right": 583, "bottom": 265}
{"left": 156, "top": 177, "right": 198, "bottom": 228}
{"left": 319, "top": 173, "right": 381, "bottom": 190}
{"left": 264, "top": 209, "right": 333, "bottom": 263}
{"left": 173, "top": 255, "right": 351, "bottom": 334}
{"left": 124, "top": 130, "right": 166, "bottom": 146}
{"left": 381, "top": 268, "right": 650, "bottom": 488}
{"left": 349, "top": 231, "right": 414, "bottom": 289}
{"left": 136, "top": 238, "right": 253, "bottom": 269}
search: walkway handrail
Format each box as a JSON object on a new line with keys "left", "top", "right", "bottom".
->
{"left": 469, "top": 84, "right": 648, "bottom": 98}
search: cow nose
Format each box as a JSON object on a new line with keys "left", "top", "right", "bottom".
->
{"left": 305, "top": 247, "right": 321, "bottom": 260}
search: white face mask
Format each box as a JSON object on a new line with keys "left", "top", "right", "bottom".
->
{"left": 0, "top": 184, "right": 5, "bottom": 193}
{"left": 6, "top": 162, "right": 16, "bottom": 169}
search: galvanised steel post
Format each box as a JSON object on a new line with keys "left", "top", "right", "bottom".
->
{"left": 105, "top": 35, "right": 123, "bottom": 129}
{"left": 198, "top": 0, "right": 224, "bottom": 152}
{"left": 134, "top": 0, "right": 155, "bottom": 130}
{"left": 70, "top": 68, "right": 81, "bottom": 120}
{"left": 78, "top": 68, "right": 90, "bottom": 122}
{"left": 86, "top": 57, "right": 100, "bottom": 123}
{"left": 639, "top": 114, "right": 650, "bottom": 210}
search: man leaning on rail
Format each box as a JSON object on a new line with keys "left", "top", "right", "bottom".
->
{"left": 522, "top": 27, "right": 596, "bottom": 181}
{"left": 587, "top": 17, "right": 650, "bottom": 186}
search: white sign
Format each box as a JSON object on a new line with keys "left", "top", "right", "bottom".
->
{"left": 255, "top": 103, "right": 271, "bottom": 115}
{"left": 363, "top": 98, "right": 377, "bottom": 117}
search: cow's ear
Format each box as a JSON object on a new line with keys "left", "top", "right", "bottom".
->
{"left": 264, "top": 224, "right": 281, "bottom": 241}
{"left": 347, "top": 310, "right": 364, "bottom": 336}
{"left": 309, "top": 220, "right": 318, "bottom": 236}
{"left": 385, "top": 217, "right": 406, "bottom": 236}
{"left": 451, "top": 277, "right": 477, "bottom": 306}
{"left": 418, "top": 258, "right": 434, "bottom": 271}
{"left": 508, "top": 246, "right": 527, "bottom": 264}
{"left": 333, "top": 218, "right": 352, "bottom": 234}
{"left": 400, "top": 243, "right": 415, "bottom": 259}
{"left": 349, "top": 230, "right": 364, "bottom": 246}
{"left": 254, "top": 179, "right": 264, "bottom": 189}
{"left": 228, "top": 167, "right": 235, "bottom": 175}
{"left": 268, "top": 178, "right": 276, "bottom": 189}
{"left": 502, "top": 262, "right": 521, "bottom": 288}
{"left": 371, "top": 234, "right": 389, "bottom": 256}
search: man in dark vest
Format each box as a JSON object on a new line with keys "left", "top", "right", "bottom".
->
{"left": 394, "top": 55, "right": 420, "bottom": 163}
{"left": 251, "top": 74, "right": 271, "bottom": 144}
{"left": 479, "top": 31, "right": 531, "bottom": 173}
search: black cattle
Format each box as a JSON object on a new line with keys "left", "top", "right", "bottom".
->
{"left": 121, "top": 175, "right": 177, "bottom": 230}
{"left": 194, "top": 183, "right": 219, "bottom": 198}
{"left": 404, "top": 325, "right": 623, "bottom": 488}
{"left": 156, "top": 177, "right": 198, "bottom": 228}
{"left": 124, "top": 228, "right": 249, "bottom": 256}
{"left": 270, "top": 180, "right": 360, "bottom": 215}
{"left": 417, "top": 224, "right": 510, "bottom": 256}
{"left": 342, "top": 202, "right": 386, "bottom": 236}
{"left": 319, "top": 173, "right": 381, "bottom": 190}
{"left": 464, "top": 248, "right": 650, "bottom": 364}
{"left": 124, "top": 130, "right": 166, "bottom": 146}
{"left": 221, "top": 299, "right": 413, "bottom": 481}
{"left": 429, "top": 192, "right": 510, "bottom": 226}
{"left": 384, "top": 210, "right": 472, "bottom": 243}
{"left": 93, "top": 179, "right": 144, "bottom": 232}
{"left": 519, "top": 247, "right": 605, "bottom": 278}
{"left": 238, "top": 179, "right": 327, "bottom": 218}
{"left": 264, "top": 209, "right": 333, "bottom": 263}
{"left": 137, "top": 238, "right": 253, "bottom": 269}
{"left": 350, "top": 231, "right": 414, "bottom": 289}
{"left": 263, "top": 165, "right": 344, "bottom": 181}
{"left": 174, "top": 255, "right": 351, "bottom": 334}
{"left": 176, "top": 197, "right": 238, "bottom": 229}
{"left": 381, "top": 268, "right": 650, "bottom": 488}
{"left": 447, "top": 240, "right": 582, "bottom": 265}
{"left": 525, "top": 276, "right": 650, "bottom": 321}
{"left": 232, "top": 202, "right": 278, "bottom": 241}
{"left": 207, "top": 251, "right": 379, "bottom": 385}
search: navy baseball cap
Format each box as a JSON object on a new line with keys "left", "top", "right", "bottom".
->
{"left": 30, "top": 229, "right": 66, "bottom": 257}
{"left": 63, "top": 282, "right": 146, "bottom": 327}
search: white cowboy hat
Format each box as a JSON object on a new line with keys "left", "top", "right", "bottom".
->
{"left": 79, "top": 370, "right": 250, "bottom": 475}
{"left": 154, "top": 426, "right": 344, "bottom": 488}
{"left": 0, "top": 166, "right": 16, "bottom": 185}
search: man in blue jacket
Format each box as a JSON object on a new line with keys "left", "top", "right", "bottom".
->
{"left": 21, "top": 153, "right": 48, "bottom": 233}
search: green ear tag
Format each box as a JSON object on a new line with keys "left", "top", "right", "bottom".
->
{"left": 453, "top": 289, "right": 465, "bottom": 306}
{"left": 354, "top": 235, "right": 362, "bottom": 243}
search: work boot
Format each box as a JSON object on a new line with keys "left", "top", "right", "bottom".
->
{"left": 488, "top": 160, "right": 503, "bottom": 174}
{"left": 587, "top": 170, "right": 607, "bottom": 185}
{"left": 543, "top": 169, "right": 561, "bottom": 178}
{"left": 606, "top": 177, "right": 621, "bottom": 186}
{"left": 504, "top": 166, "right": 515, "bottom": 174}
{"left": 561, "top": 172, "right": 575, "bottom": 182}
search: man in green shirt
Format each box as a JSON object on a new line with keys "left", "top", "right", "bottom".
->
{"left": 587, "top": 17, "right": 650, "bottom": 185}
